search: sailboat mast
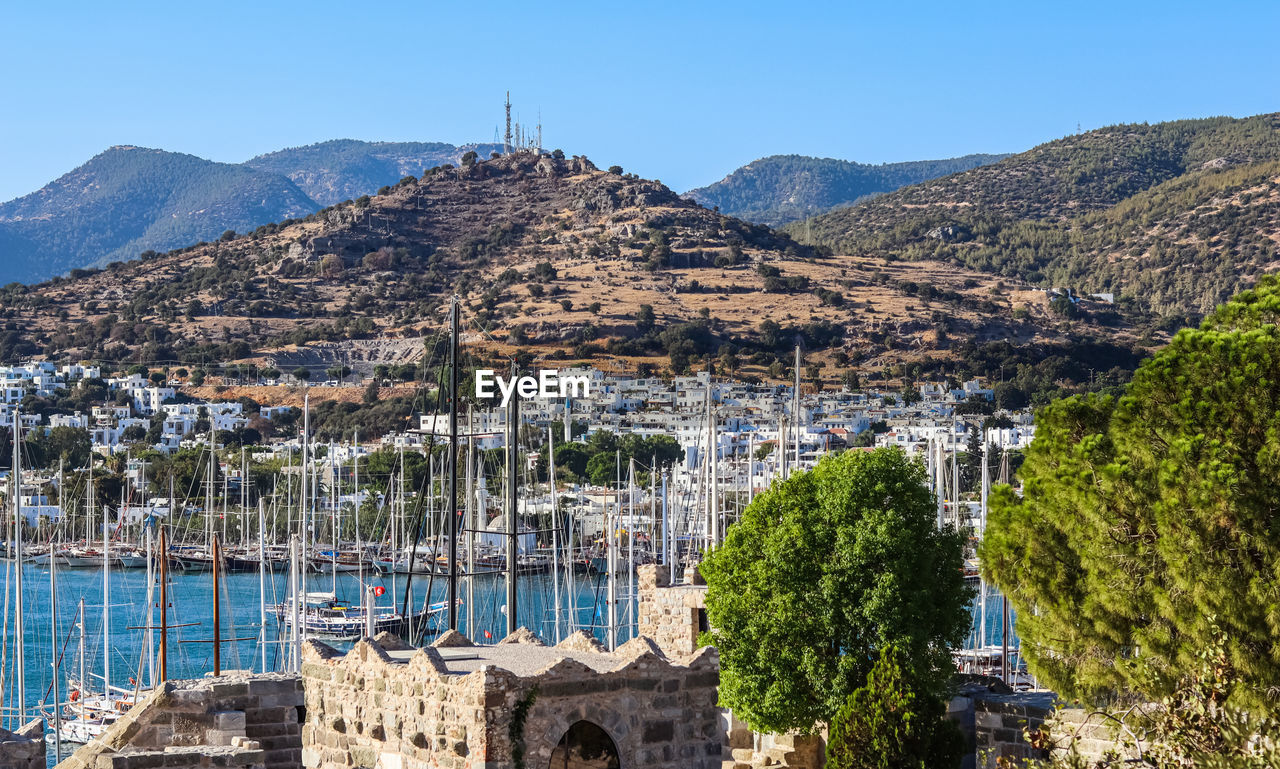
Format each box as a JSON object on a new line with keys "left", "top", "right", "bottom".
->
{"left": 87, "top": 460, "right": 94, "bottom": 546}
{"left": 158, "top": 528, "right": 167, "bottom": 682}
{"left": 607, "top": 450, "right": 619, "bottom": 651}
{"left": 212, "top": 535, "right": 221, "bottom": 676}
{"left": 50, "top": 533, "right": 62, "bottom": 763}
{"left": 353, "top": 429, "right": 360, "bottom": 576}
{"left": 778, "top": 414, "right": 787, "bottom": 480}
{"left": 707, "top": 385, "right": 718, "bottom": 548}
{"left": 505, "top": 380, "right": 519, "bottom": 637}
{"left": 447, "top": 297, "right": 460, "bottom": 631}
{"left": 547, "top": 425, "right": 560, "bottom": 643}
{"left": 241, "top": 447, "right": 247, "bottom": 550}
{"left": 288, "top": 535, "right": 300, "bottom": 672}
{"left": 102, "top": 488, "right": 110, "bottom": 697}
{"left": 793, "top": 344, "right": 801, "bottom": 471}
{"left": 628, "top": 457, "right": 636, "bottom": 634}
{"left": 465, "top": 408, "right": 474, "bottom": 635}
{"left": 258, "top": 498, "right": 267, "bottom": 673}
{"left": 145, "top": 522, "right": 154, "bottom": 687}
{"left": 299, "top": 393, "right": 309, "bottom": 644}
{"left": 12, "top": 407, "right": 24, "bottom": 724}
{"left": 206, "top": 425, "right": 214, "bottom": 552}
{"left": 78, "top": 599, "right": 85, "bottom": 721}
{"left": 979, "top": 438, "right": 989, "bottom": 649}
{"left": 330, "top": 443, "right": 337, "bottom": 595}
{"left": 394, "top": 442, "right": 402, "bottom": 621}
{"left": 661, "top": 473, "right": 669, "bottom": 567}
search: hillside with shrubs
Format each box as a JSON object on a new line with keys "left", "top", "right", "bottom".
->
{"left": 789, "top": 113, "right": 1280, "bottom": 319}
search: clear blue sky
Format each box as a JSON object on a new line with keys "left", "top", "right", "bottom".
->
{"left": 2, "top": 0, "right": 1278, "bottom": 202}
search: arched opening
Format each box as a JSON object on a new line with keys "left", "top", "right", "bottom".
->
{"left": 548, "top": 720, "right": 621, "bottom": 769}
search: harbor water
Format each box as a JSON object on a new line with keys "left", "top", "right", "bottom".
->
{"left": 0, "top": 561, "right": 638, "bottom": 756}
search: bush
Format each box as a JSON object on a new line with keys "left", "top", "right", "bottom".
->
{"left": 826, "top": 645, "right": 964, "bottom": 769}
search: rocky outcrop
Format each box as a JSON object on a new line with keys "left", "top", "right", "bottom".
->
{"left": 0, "top": 721, "right": 43, "bottom": 769}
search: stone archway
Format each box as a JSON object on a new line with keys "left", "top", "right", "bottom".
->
{"left": 548, "top": 720, "right": 622, "bottom": 769}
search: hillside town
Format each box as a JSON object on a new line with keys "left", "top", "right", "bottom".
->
{"left": 1, "top": 359, "right": 1033, "bottom": 523}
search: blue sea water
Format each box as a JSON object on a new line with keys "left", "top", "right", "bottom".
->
{"left": 0, "top": 561, "right": 633, "bottom": 763}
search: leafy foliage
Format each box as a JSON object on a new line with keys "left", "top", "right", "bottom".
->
{"left": 981, "top": 274, "right": 1280, "bottom": 706}
{"left": 827, "top": 645, "right": 965, "bottom": 769}
{"left": 1017, "top": 624, "right": 1280, "bottom": 769}
{"left": 700, "top": 447, "right": 973, "bottom": 733}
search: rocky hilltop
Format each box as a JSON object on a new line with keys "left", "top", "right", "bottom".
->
{"left": 3, "top": 151, "right": 1142, "bottom": 392}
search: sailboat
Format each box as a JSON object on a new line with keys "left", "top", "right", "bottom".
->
{"left": 49, "top": 503, "right": 155, "bottom": 743}
{"left": 48, "top": 600, "right": 138, "bottom": 744}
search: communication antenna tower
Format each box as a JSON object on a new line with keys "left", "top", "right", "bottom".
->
{"left": 504, "top": 91, "right": 512, "bottom": 155}
{"left": 536, "top": 109, "right": 542, "bottom": 153}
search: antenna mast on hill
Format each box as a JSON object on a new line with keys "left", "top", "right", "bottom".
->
{"left": 504, "top": 92, "right": 513, "bottom": 155}
{"left": 536, "top": 110, "right": 542, "bottom": 153}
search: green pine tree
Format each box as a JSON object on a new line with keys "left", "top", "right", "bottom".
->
{"left": 826, "top": 644, "right": 965, "bottom": 769}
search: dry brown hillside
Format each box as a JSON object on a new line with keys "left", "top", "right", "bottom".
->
{"left": 2, "top": 150, "right": 1145, "bottom": 389}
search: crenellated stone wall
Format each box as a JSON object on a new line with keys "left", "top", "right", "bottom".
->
{"left": 300, "top": 628, "right": 723, "bottom": 769}
{"left": 55, "top": 673, "right": 304, "bottom": 769}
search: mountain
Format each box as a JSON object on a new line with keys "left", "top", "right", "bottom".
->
{"left": 3, "top": 151, "right": 1140, "bottom": 397}
{"left": 243, "top": 139, "right": 505, "bottom": 207}
{"left": 788, "top": 114, "right": 1280, "bottom": 318}
{"left": 0, "top": 146, "right": 318, "bottom": 284}
{"left": 684, "top": 153, "right": 1008, "bottom": 226}
{"left": 0, "top": 140, "right": 507, "bottom": 286}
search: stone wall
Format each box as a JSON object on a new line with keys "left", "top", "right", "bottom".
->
{"left": 1044, "top": 707, "right": 1145, "bottom": 765}
{"left": 969, "top": 691, "right": 1057, "bottom": 768}
{"left": 636, "top": 564, "right": 709, "bottom": 659}
{"left": 637, "top": 564, "right": 825, "bottom": 769}
{"left": 300, "top": 628, "right": 723, "bottom": 769}
{"left": 56, "top": 673, "right": 304, "bottom": 769}
{"left": 0, "top": 721, "right": 44, "bottom": 769}
{"left": 962, "top": 690, "right": 1150, "bottom": 768}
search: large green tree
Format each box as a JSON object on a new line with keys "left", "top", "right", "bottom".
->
{"left": 981, "top": 275, "right": 1280, "bottom": 706}
{"left": 700, "top": 447, "right": 972, "bottom": 733}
